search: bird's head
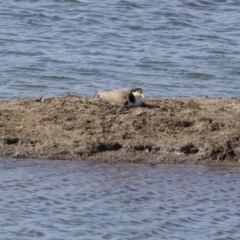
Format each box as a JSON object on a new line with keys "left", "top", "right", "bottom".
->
{"left": 132, "top": 88, "right": 144, "bottom": 98}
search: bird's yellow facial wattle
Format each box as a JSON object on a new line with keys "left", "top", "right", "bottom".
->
{"left": 137, "top": 89, "right": 144, "bottom": 98}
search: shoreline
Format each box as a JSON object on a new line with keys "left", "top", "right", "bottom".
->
{"left": 1, "top": 94, "right": 240, "bottom": 166}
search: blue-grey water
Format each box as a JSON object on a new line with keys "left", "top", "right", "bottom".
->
{"left": 1, "top": 0, "right": 240, "bottom": 100}
{"left": 1, "top": 1, "right": 240, "bottom": 239}
{"left": 1, "top": 159, "right": 240, "bottom": 240}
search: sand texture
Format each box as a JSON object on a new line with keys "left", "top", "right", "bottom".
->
{"left": 1, "top": 95, "right": 240, "bottom": 165}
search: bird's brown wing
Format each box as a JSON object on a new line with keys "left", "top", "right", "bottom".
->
{"left": 98, "top": 88, "right": 132, "bottom": 105}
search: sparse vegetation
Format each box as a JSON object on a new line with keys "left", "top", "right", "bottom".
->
{"left": 187, "top": 100, "right": 201, "bottom": 111}
{"left": 217, "top": 106, "right": 225, "bottom": 111}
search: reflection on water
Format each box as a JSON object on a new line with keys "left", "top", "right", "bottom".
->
{"left": 0, "top": 159, "right": 240, "bottom": 239}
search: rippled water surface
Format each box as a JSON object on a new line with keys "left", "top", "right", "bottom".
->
{"left": 2, "top": 2, "right": 240, "bottom": 239}
{"left": 1, "top": 0, "right": 240, "bottom": 99}
{"left": 0, "top": 159, "right": 240, "bottom": 239}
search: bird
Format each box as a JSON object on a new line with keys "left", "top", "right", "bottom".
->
{"left": 98, "top": 88, "right": 144, "bottom": 106}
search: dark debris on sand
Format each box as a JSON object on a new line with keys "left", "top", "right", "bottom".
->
{"left": 1, "top": 95, "right": 240, "bottom": 165}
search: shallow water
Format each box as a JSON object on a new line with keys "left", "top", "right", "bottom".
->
{"left": 1, "top": 0, "right": 240, "bottom": 100}
{"left": 0, "top": 159, "right": 240, "bottom": 239}
{"left": 1, "top": 2, "right": 240, "bottom": 238}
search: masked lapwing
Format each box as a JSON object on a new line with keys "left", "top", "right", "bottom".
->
{"left": 98, "top": 88, "right": 144, "bottom": 106}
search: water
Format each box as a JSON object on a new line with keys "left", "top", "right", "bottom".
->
{"left": 1, "top": 0, "right": 240, "bottom": 100}
{"left": 1, "top": 2, "right": 240, "bottom": 239}
{"left": 0, "top": 159, "right": 240, "bottom": 239}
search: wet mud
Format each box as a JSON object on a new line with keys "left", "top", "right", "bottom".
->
{"left": 1, "top": 94, "right": 240, "bottom": 165}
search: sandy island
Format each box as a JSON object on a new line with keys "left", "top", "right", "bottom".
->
{"left": 1, "top": 94, "right": 240, "bottom": 165}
